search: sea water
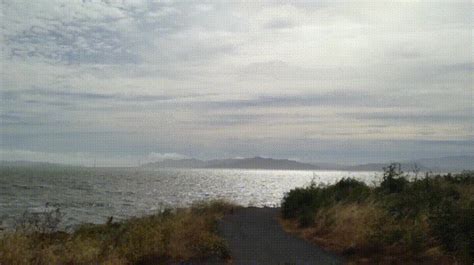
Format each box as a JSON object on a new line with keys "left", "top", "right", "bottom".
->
{"left": 0, "top": 167, "right": 380, "bottom": 229}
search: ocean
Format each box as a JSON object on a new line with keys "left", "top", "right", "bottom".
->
{"left": 0, "top": 167, "right": 380, "bottom": 230}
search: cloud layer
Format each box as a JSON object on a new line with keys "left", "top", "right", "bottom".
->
{"left": 1, "top": 0, "right": 473, "bottom": 165}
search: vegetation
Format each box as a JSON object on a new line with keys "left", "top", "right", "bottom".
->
{"left": 281, "top": 165, "right": 473, "bottom": 264}
{"left": 0, "top": 200, "right": 236, "bottom": 265}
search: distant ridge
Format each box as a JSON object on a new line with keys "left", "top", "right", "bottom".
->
{"left": 143, "top": 158, "right": 207, "bottom": 169}
{"left": 142, "top": 155, "right": 473, "bottom": 172}
{"left": 0, "top": 161, "right": 69, "bottom": 168}
{"left": 413, "top": 156, "right": 474, "bottom": 172}
{"left": 2, "top": 155, "right": 472, "bottom": 172}
{"left": 206, "top": 156, "right": 318, "bottom": 170}
{"left": 142, "top": 157, "right": 318, "bottom": 170}
{"left": 339, "top": 162, "right": 429, "bottom": 172}
{"left": 338, "top": 156, "right": 474, "bottom": 172}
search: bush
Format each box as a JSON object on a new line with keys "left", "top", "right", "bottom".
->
{"left": 328, "top": 178, "right": 370, "bottom": 203}
{"left": 281, "top": 167, "right": 474, "bottom": 263}
{"left": 429, "top": 200, "right": 474, "bottom": 261}
{"left": 382, "top": 182, "right": 458, "bottom": 219}
{"left": 378, "top": 163, "right": 408, "bottom": 194}
{"left": 443, "top": 171, "right": 474, "bottom": 184}
{"left": 281, "top": 185, "right": 321, "bottom": 220}
{"left": 281, "top": 178, "right": 370, "bottom": 226}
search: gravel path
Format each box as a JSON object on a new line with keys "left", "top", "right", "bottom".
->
{"left": 218, "top": 207, "right": 344, "bottom": 265}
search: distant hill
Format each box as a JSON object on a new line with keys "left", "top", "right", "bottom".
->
{"left": 142, "top": 157, "right": 318, "bottom": 170}
{"left": 413, "top": 156, "right": 474, "bottom": 172}
{"left": 142, "top": 155, "right": 473, "bottom": 171}
{"left": 0, "top": 161, "right": 71, "bottom": 168}
{"left": 142, "top": 158, "right": 207, "bottom": 168}
{"left": 206, "top": 157, "right": 318, "bottom": 170}
{"left": 338, "top": 156, "right": 474, "bottom": 172}
{"left": 7, "top": 155, "right": 469, "bottom": 172}
{"left": 340, "top": 162, "right": 429, "bottom": 172}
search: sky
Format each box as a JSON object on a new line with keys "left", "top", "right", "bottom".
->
{"left": 1, "top": 0, "right": 473, "bottom": 166}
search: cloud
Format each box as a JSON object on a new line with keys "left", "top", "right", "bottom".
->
{"left": 264, "top": 18, "right": 295, "bottom": 29}
{"left": 145, "top": 152, "right": 189, "bottom": 163}
{"left": 438, "top": 62, "right": 474, "bottom": 74}
{"left": 343, "top": 112, "right": 473, "bottom": 124}
{"left": 3, "top": 1, "right": 140, "bottom": 65}
{"left": 0, "top": 0, "right": 472, "bottom": 164}
{"left": 0, "top": 149, "right": 137, "bottom": 166}
{"left": 2, "top": 1, "right": 242, "bottom": 65}
{"left": 7, "top": 23, "right": 141, "bottom": 64}
{"left": 199, "top": 91, "right": 408, "bottom": 109}
{"left": 10, "top": 88, "right": 175, "bottom": 102}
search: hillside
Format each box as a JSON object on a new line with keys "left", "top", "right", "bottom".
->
{"left": 142, "top": 157, "right": 318, "bottom": 170}
{"left": 206, "top": 157, "right": 318, "bottom": 170}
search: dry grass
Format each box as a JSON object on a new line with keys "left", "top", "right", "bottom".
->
{"left": 312, "top": 203, "right": 383, "bottom": 251}
{"left": 280, "top": 201, "right": 460, "bottom": 265}
{"left": 0, "top": 200, "right": 237, "bottom": 265}
{"left": 279, "top": 203, "right": 383, "bottom": 256}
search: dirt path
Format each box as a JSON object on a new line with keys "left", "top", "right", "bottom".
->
{"left": 218, "top": 207, "right": 343, "bottom": 265}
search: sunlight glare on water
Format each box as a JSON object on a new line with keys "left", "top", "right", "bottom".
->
{"left": 0, "top": 167, "right": 380, "bottom": 229}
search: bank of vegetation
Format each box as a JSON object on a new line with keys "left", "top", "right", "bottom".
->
{"left": 281, "top": 165, "right": 473, "bottom": 264}
{"left": 0, "top": 200, "right": 235, "bottom": 265}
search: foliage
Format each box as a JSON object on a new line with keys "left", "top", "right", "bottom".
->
{"left": 281, "top": 165, "right": 474, "bottom": 264}
{"left": 281, "top": 178, "right": 370, "bottom": 227}
{"left": 327, "top": 178, "right": 371, "bottom": 203}
{"left": 0, "top": 200, "right": 236, "bottom": 265}
{"left": 378, "top": 163, "right": 408, "bottom": 194}
{"left": 429, "top": 199, "right": 474, "bottom": 261}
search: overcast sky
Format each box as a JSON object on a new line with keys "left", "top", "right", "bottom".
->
{"left": 1, "top": 0, "right": 473, "bottom": 166}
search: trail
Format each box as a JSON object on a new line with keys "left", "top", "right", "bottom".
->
{"left": 218, "top": 207, "right": 343, "bottom": 265}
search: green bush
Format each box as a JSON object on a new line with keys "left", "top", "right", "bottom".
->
{"left": 281, "top": 186, "right": 322, "bottom": 220}
{"left": 281, "top": 178, "right": 370, "bottom": 227}
{"left": 429, "top": 199, "right": 474, "bottom": 261}
{"left": 443, "top": 171, "right": 474, "bottom": 184}
{"left": 378, "top": 163, "right": 408, "bottom": 194}
{"left": 382, "top": 178, "right": 460, "bottom": 219}
{"left": 328, "top": 178, "right": 370, "bottom": 203}
{"left": 281, "top": 166, "right": 474, "bottom": 263}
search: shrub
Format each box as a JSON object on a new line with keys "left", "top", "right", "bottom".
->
{"left": 281, "top": 167, "right": 473, "bottom": 263}
{"left": 281, "top": 186, "right": 321, "bottom": 220}
{"left": 443, "top": 171, "right": 474, "bottom": 184}
{"left": 378, "top": 163, "right": 408, "bottom": 194}
{"left": 328, "top": 178, "right": 370, "bottom": 203}
{"left": 429, "top": 199, "right": 474, "bottom": 261}
{"left": 282, "top": 178, "right": 370, "bottom": 227}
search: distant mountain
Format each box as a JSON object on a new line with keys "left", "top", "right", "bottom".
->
{"left": 413, "top": 156, "right": 474, "bottom": 172}
{"left": 339, "top": 156, "right": 474, "bottom": 172}
{"left": 142, "top": 157, "right": 318, "bottom": 170}
{"left": 142, "top": 158, "right": 207, "bottom": 168}
{"left": 340, "top": 162, "right": 429, "bottom": 172}
{"left": 140, "top": 155, "right": 474, "bottom": 172}
{"left": 206, "top": 157, "right": 318, "bottom": 170}
{"left": 0, "top": 161, "right": 71, "bottom": 168}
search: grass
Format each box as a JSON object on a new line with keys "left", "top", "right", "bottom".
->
{"left": 0, "top": 200, "right": 237, "bottom": 265}
{"left": 281, "top": 165, "right": 473, "bottom": 264}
